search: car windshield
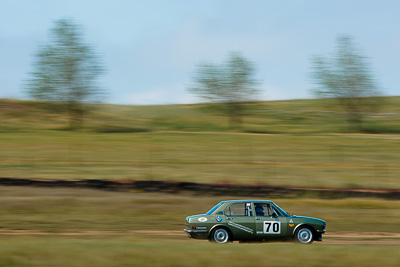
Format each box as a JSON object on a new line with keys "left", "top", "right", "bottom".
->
{"left": 273, "top": 202, "right": 290, "bottom": 216}
{"left": 206, "top": 202, "right": 223, "bottom": 215}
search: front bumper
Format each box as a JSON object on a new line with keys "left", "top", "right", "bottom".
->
{"left": 184, "top": 229, "right": 209, "bottom": 239}
{"left": 315, "top": 229, "right": 326, "bottom": 241}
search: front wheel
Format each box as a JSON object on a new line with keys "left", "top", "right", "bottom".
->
{"left": 295, "top": 226, "right": 314, "bottom": 244}
{"left": 210, "top": 228, "right": 231, "bottom": 244}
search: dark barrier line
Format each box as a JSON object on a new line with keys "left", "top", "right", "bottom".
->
{"left": 0, "top": 178, "right": 399, "bottom": 199}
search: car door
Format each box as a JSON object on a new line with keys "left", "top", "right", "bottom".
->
{"left": 254, "top": 202, "right": 288, "bottom": 238}
{"left": 224, "top": 202, "right": 255, "bottom": 240}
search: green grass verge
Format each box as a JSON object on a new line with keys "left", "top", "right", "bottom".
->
{"left": 0, "top": 236, "right": 399, "bottom": 267}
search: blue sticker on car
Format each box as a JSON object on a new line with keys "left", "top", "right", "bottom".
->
{"left": 216, "top": 216, "right": 222, "bottom": 222}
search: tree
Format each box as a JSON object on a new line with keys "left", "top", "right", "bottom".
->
{"left": 189, "top": 52, "right": 258, "bottom": 128}
{"left": 310, "top": 35, "right": 382, "bottom": 131}
{"left": 26, "top": 18, "right": 105, "bottom": 129}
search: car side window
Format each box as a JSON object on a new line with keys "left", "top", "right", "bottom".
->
{"left": 254, "top": 203, "right": 280, "bottom": 217}
{"left": 225, "top": 203, "right": 252, "bottom": 216}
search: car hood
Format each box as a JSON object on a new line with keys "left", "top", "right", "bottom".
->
{"left": 291, "top": 215, "right": 325, "bottom": 224}
{"left": 186, "top": 214, "right": 207, "bottom": 221}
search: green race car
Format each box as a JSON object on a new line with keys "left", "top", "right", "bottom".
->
{"left": 184, "top": 200, "right": 326, "bottom": 244}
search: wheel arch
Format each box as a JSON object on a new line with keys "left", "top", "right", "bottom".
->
{"left": 209, "top": 224, "right": 234, "bottom": 240}
{"left": 292, "top": 224, "right": 316, "bottom": 238}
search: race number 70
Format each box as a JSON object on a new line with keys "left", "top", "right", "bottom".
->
{"left": 263, "top": 221, "right": 281, "bottom": 234}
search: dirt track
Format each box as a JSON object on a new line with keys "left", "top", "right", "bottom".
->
{"left": 1, "top": 230, "right": 399, "bottom": 245}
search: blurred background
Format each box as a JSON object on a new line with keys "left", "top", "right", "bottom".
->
{"left": 0, "top": 1, "right": 399, "bottom": 266}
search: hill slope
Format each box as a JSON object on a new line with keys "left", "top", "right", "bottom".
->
{"left": 1, "top": 97, "right": 400, "bottom": 133}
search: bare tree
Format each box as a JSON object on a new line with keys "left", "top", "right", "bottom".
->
{"left": 26, "top": 18, "right": 105, "bottom": 129}
{"left": 189, "top": 52, "right": 258, "bottom": 128}
{"left": 311, "top": 35, "right": 382, "bottom": 131}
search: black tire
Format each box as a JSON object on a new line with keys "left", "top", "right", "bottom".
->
{"left": 295, "top": 226, "right": 314, "bottom": 244}
{"left": 210, "top": 227, "right": 231, "bottom": 244}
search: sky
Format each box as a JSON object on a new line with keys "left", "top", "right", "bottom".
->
{"left": 0, "top": 0, "right": 399, "bottom": 105}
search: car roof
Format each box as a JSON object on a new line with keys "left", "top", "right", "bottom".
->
{"left": 220, "top": 200, "right": 273, "bottom": 204}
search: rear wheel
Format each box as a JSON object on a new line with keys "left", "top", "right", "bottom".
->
{"left": 210, "top": 228, "right": 231, "bottom": 244}
{"left": 295, "top": 226, "right": 314, "bottom": 244}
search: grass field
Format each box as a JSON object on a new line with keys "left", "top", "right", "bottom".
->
{"left": 1, "top": 98, "right": 400, "bottom": 189}
{"left": 0, "top": 187, "right": 399, "bottom": 267}
{"left": 0, "top": 236, "right": 399, "bottom": 267}
{"left": 1, "top": 131, "right": 400, "bottom": 188}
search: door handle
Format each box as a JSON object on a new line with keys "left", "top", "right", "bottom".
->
{"left": 256, "top": 218, "right": 261, "bottom": 220}
{"left": 227, "top": 217, "right": 232, "bottom": 220}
